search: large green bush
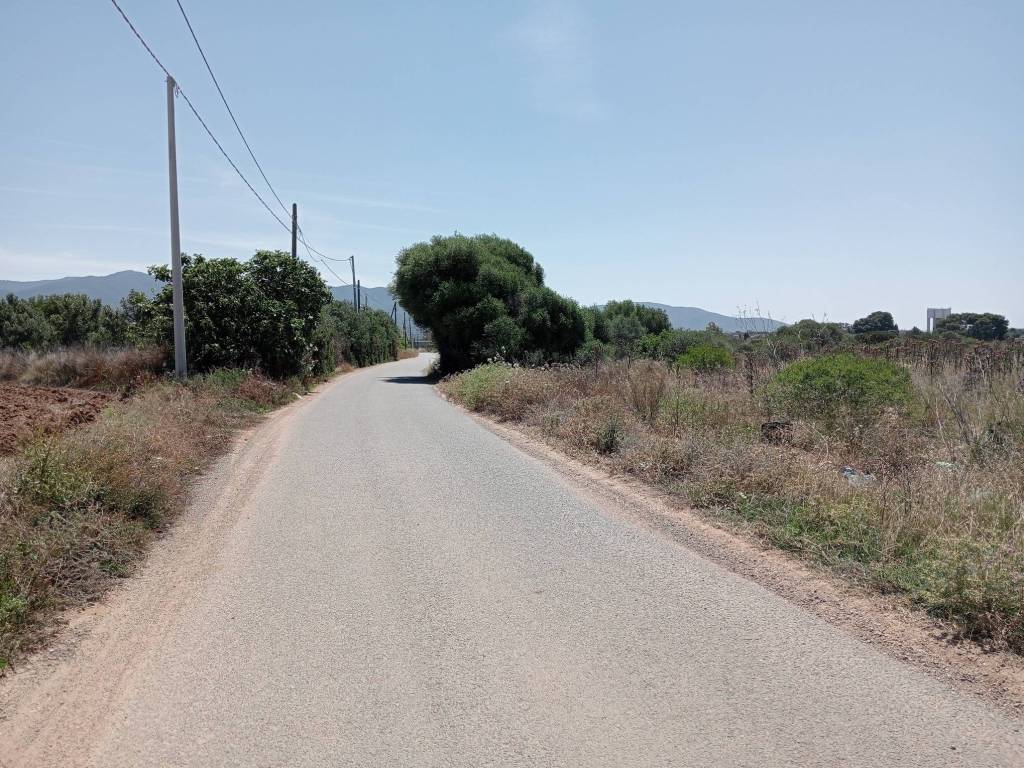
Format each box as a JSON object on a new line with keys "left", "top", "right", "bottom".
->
{"left": 316, "top": 300, "right": 401, "bottom": 371}
{"left": 129, "top": 251, "right": 332, "bottom": 378}
{"left": 768, "top": 354, "right": 915, "bottom": 428}
{"left": 391, "top": 234, "right": 585, "bottom": 372}
{"left": 675, "top": 344, "right": 734, "bottom": 372}
{"left": 0, "top": 294, "right": 128, "bottom": 350}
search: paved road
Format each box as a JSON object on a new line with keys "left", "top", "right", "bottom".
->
{"left": 3, "top": 354, "right": 1023, "bottom": 767}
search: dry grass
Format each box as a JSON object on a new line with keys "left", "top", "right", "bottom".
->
{"left": 442, "top": 354, "right": 1024, "bottom": 652}
{"left": 0, "top": 347, "right": 166, "bottom": 391}
{"left": 398, "top": 348, "right": 421, "bottom": 360}
{"left": 0, "top": 370, "right": 297, "bottom": 669}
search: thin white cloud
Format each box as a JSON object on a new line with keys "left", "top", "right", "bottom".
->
{"left": 510, "top": 0, "right": 607, "bottom": 120}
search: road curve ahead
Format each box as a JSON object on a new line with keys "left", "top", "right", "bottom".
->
{"left": 3, "top": 354, "right": 1022, "bottom": 767}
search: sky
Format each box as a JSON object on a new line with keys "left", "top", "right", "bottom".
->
{"left": 0, "top": 0, "right": 1021, "bottom": 329}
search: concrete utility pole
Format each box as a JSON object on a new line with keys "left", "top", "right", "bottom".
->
{"left": 356, "top": 280, "right": 361, "bottom": 311}
{"left": 350, "top": 256, "right": 357, "bottom": 308}
{"left": 291, "top": 203, "right": 298, "bottom": 259}
{"left": 166, "top": 75, "right": 187, "bottom": 379}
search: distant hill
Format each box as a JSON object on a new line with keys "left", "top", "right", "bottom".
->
{"left": 0, "top": 270, "right": 159, "bottom": 305}
{"left": 0, "top": 270, "right": 781, "bottom": 334}
{"left": 638, "top": 303, "right": 783, "bottom": 333}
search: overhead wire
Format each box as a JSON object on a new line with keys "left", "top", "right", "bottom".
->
{"left": 109, "top": 0, "right": 354, "bottom": 285}
{"left": 172, "top": 0, "right": 350, "bottom": 283}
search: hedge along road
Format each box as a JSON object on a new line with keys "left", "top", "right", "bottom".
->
{"left": 2, "top": 354, "right": 1022, "bottom": 767}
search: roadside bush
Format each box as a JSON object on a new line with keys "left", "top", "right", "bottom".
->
{"left": 768, "top": 355, "right": 914, "bottom": 429}
{"left": 317, "top": 301, "right": 401, "bottom": 371}
{"left": 675, "top": 344, "right": 735, "bottom": 373}
{"left": 129, "top": 251, "right": 332, "bottom": 379}
{"left": 0, "top": 294, "right": 128, "bottom": 351}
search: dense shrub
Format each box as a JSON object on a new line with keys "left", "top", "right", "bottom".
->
{"left": 391, "top": 234, "right": 585, "bottom": 372}
{"left": 936, "top": 312, "right": 1010, "bottom": 341}
{"left": 675, "top": 344, "right": 735, "bottom": 372}
{"left": 768, "top": 354, "right": 914, "bottom": 429}
{"left": 0, "top": 294, "right": 128, "bottom": 351}
{"left": 316, "top": 301, "right": 401, "bottom": 371}
{"left": 128, "top": 251, "right": 332, "bottom": 379}
{"left": 771, "top": 319, "right": 849, "bottom": 354}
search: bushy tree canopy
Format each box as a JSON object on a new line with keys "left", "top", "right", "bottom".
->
{"left": 852, "top": 311, "right": 898, "bottom": 335}
{"left": 0, "top": 294, "right": 127, "bottom": 350}
{"left": 391, "top": 234, "right": 585, "bottom": 371}
{"left": 935, "top": 312, "right": 1009, "bottom": 341}
{"left": 130, "top": 250, "right": 332, "bottom": 378}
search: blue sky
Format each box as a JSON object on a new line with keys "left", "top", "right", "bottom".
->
{"left": 1, "top": 1, "right": 1020, "bottom": 328}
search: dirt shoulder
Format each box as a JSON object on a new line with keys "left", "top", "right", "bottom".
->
{"left": 455, "top": 402, "right": 1024, "bottom": 720}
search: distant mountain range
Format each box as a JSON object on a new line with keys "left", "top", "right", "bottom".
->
{"left": 638, "top": 302, "right": 783, "bottom": 333}
{"left": 0, "top": 270, "right": 783, "bottom": 332}
{"left": 0, "top": 270, "right": 160, "bottom": 306}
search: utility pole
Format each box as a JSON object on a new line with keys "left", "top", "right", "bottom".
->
{"left": 291, "top": 203, "right": 298, "bottom": 259}
{"left": 356, "top": 279, "right": 361, "bottom": 311}
{"left": 166, "top": 75, "right": 187, "bottom": 379}
{"left": 350, "top": 256, "right": 357, "bottom": 308}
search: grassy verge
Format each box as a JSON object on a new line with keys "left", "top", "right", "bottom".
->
{"left": 0, "top": 369, "right": 300, "bottom": 670}
{"left": 441, "top": 359, "right": 1024, "bottom": 652}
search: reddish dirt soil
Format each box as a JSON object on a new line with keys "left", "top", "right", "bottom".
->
{"left": 0, "top": 385, "right": 112, "bottom": 454}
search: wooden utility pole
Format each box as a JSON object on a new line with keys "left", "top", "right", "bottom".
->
{"left": 350, "top": 256, "right": 357, "bottom": 308}
{"left": 166, "top": 75, "right": 187, "bottom": 379}
{"left": 291, "top": 203, "right": 298, "bottom": 259}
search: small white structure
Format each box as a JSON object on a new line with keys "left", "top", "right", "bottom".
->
{"left": 926, "top": 307, "right": 952, "bottom": 332}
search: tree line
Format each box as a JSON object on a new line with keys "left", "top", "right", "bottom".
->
{"left": 1, "top": 250, "right": 403, "bottom": 379}
{"left": 391, "top": 234, "right": 1017, "bottom": 373}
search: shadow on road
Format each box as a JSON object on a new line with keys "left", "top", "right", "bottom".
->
{"left": 382, "top": 375, "right": 438, "bottom": 385}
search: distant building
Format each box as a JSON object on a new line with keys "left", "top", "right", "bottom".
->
{"left": 926, "top": 307, "right": 951, "bottom": 332}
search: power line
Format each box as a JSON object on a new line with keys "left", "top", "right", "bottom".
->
{"left": 108, "top": 0, "right": 352, "bottom": 285}
{"left": 171, "top": 0, "right": 352, "bottom": 278}
{"left": 109, "top": 0, "right": 290, "bottom": 233}
{"left": 173, "top": 0, "right": 291, "bottom": 221}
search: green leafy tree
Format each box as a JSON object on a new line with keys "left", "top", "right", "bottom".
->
{"left": 391, "top": 234, "right": 585, "bottom": 371}
{"left": 135, "top": 251, "right": 332, "bottom": 378}
{"left": 852, "top": 311, "right": 898, "bottom": 335}
{"left": 317, "top": 300, "right": 401, "bottom": 371}
{"left": 0, "top": 294, "right": 54, "bottom": 350}
{"left": 603, "top": 300, "right": 671, "bottom": 335}
{"left": 0, "top": 294, "right": 128, "bottom": 350}
{"left": 773, "top": 319, "right": 849, "bottom": 353}
{"left": 607, "top": 314, "right": 645, "bottom": 357}
{"left": 935, "top": 312, "right": 1009, "bottom": 341}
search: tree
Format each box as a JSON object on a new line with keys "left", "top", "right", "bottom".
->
{"left": 134, "top": 251, "right": 332, "bottom": 378}
{"left": 935, "top": 312, "right": 1009, "bottom": 341}
{"left": 852, "top": 311, "right": 897, "bottom": 335}
{"left": 391, "top": 234, "right": 585, "bottom": 371}
{"left": 603, "top": 300, "right": 671, "bottom": 335}
{"left": 773, "top": 319, "right": 848, "bottom": 352}
{"left": 0, "top": 293, "right": 128, "bottom": 350}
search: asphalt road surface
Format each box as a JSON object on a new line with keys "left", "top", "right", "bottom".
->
{"left": 3, "top": 354, "right": 1022, "bottom": 767}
